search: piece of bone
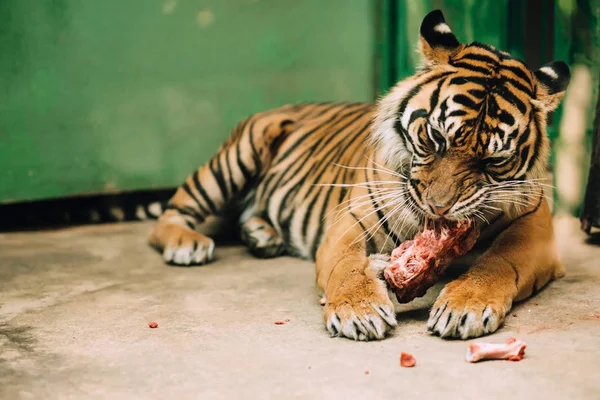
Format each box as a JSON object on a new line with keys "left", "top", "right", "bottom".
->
{"left": 465, "top": 338, "right": 527, "bottom": 363}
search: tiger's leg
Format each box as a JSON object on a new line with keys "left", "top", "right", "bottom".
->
{"left": 148, "top": 112, "right": 294, "bottom": 266}
{"left": 427, "top": 198, "right": 565, "bottom": 339}
{"left": 240, "top": 216, "right": 285, "bottom": 258}
{"left": 316, "top": 214, "right": 398, "bottom": 341}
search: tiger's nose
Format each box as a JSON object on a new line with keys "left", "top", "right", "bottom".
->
{"left": 428, "top": 202, "right": 452, "bottom": 216}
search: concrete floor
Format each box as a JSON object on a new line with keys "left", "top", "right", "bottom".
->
{"left": 1, "top": 216, "right": 599, "bottom": 400}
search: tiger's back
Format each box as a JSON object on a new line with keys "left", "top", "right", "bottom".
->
{"left": 243, "top": 102, "right": 375, "bottom": 259}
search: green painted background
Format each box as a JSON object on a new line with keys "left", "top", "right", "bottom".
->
{"left": 0, "top": 0, "right": 375, "bottom": 203}
{"left": 1, "top": 0, "right": 598, "bottom": 209}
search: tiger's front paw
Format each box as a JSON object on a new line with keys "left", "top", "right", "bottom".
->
{"left": 427, "top": 280, "right": 511, "bottom": 339}
{"left": 151, "top": 224, "right": 215, "bottom": 266}
{"left": 323, "top": 271, "right": 397, "bottom": 341}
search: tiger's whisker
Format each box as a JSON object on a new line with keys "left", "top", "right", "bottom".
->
{"left": 353, "top": 196, "right": 411, "bottom": 247}
{"left": 343, "top": 197, "right": 408, "bottom": 247}
{"left": 331, "top": 163, "right": 407, "bottom": 180}
{"left": 329, "top": 192, "right": 405, "bottom": 224}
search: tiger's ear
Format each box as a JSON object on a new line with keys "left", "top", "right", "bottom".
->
{"left": 532, "top": 61, "right": 571, "bottom": 111}
{"left": 419, "top": 10, "right": 461, "bottom": 65}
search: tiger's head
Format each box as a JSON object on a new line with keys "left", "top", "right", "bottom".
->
{"left": 372, "top": 10, "right": 570, "bottom": 221}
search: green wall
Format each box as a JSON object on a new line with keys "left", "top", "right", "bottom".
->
{"left": 0, "top": 0, "right": 375, "bottom": 203}
{"left": 1, "top": 0, "right": 598, "bottom": 211}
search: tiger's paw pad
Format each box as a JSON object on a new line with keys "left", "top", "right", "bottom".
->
{"left": 427, "top": 284, "right": 508, "bottom": 339}
{"left": 163, "top": 230, "right": 215, "bottom": 266}
{"left": 240, "top": 217, "right": 285, "bottom": 258}
{"left": 324, "top": 300, "right": 397, "bottom": 341}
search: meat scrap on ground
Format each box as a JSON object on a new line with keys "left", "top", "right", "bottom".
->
{"left": 400, "top": 352, "right": 416, "bottom": 367}
{"left": 384, "top": 219, "right": 480, "bottom": 303}
{"left": 465, "top": 338, "right": 527, "bottom": 363}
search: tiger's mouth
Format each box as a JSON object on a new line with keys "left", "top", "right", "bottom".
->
{"left": 409, "top": 196, "right": 476, "bottom": 225}
{"left": 423, "top": 216, "right": 469, "bottom": 231}
{"left": 402, "top": 194, "right": 450, "bottom": 224}
{"left": 405, "top": 184, "right": 483, "bottom": 223}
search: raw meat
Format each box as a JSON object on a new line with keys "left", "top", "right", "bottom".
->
{"left": 384, "top": 219, "right": 479, "bottom": 303}
{"left": 465, "top": 338, "right": 527, "bottom": 363}
{"left": 148, "top": 321, "right": 158, "bottom": 328}
{"left": 400, "top": 352, "right": 416, "bottom": 367}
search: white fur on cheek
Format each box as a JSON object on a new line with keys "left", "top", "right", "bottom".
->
{"left": 370, "top": 82, "right": 415, "bottom": 171}
{"left": 371, "top": 117, "right": 406, "bottom": 171}
{"left": 400, "top": 105, "right": 414, "bottom": 129}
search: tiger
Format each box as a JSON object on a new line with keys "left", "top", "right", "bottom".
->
{"left": 148, "top": 9, "right": 570, "bottom": 341}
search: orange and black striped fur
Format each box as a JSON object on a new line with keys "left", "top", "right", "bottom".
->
{"left": 149, "top": 10, "right": 570, "bottom": 341}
